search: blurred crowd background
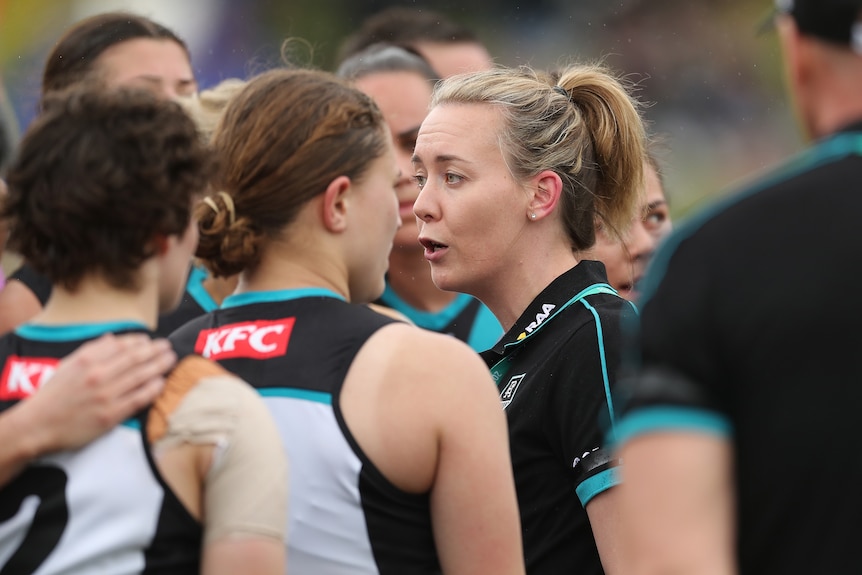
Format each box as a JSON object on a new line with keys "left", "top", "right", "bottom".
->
{"left": 0, "top": 0, "right": 797, "bottom": 218}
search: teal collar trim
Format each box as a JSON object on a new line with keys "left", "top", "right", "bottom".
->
{"left": 16, "top": 321, "right": 148, "bottom": 342}
{"left": 222, "top": 287, "right": 346, "bottom": 309}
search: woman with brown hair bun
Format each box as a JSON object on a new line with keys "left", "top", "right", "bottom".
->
{"left": 169, "top": 67, "right": 524, "bottom": 575}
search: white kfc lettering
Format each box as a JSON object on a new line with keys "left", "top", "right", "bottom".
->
{"left": 0, "top": 357, "right": 58, "bottom": 400}
{"left": 195, "top": 318, "right": 295, "bottom": 360}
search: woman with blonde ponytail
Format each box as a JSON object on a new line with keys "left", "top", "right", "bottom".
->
{"left": 412, "top": 62, "right": 647, "bottom": 574}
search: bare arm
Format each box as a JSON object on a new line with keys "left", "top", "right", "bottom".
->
{"left": 150, "top": 358, "right": 287, "bottom": 575}
{"left": 0, "top": 333, "right": 175, "bottom": 486}
{"left": 202, "top": 538, "right": 285, "bottom": 575}
{"left": 0, "top": 279, "right": 43, "bottom": 336}
{"left": 585, "top": 487, "right": 624, "bottom": 575}
{"left": 619, "top": 432, "right": 736, "bottom": 575}
{"left": 429, "top": 350, "right": 525, "bottom": 575}
{"left": 341, "top": 325, "right": 525, "bottom": 575}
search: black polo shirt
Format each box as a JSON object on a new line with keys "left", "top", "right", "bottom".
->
{"left": 617, "top": 121, "right": 862, "bottom": 574}
{"left": 481, "top": 260, "right": 636, "bottom": 574}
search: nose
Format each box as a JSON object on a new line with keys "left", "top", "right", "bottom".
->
{"left": 412, "top": 182, "right": 438, "bottom": 222}
{"left": 626, "top": 219, "right": 657, "bottom": 261}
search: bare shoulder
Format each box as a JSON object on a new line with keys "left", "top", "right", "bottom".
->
{"left": 355, "top": 322, "right": 499, "bottom": 408}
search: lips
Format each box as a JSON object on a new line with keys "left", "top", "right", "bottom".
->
{"left": 418, "top": 237, "right": 449, "bottom": 261}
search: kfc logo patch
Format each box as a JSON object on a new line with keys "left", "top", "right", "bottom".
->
{"left": 195, "top": 318, "right": 295, "bottom": 360}
{"left": 0, "top": 356, "right": 59, "bottom": 400}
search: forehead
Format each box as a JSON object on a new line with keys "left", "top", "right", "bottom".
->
{"left": 353, "top": 71, "right": 432, "bottom": 125}
{"left": 95, "top": 38, "right": 192, "bottom": 83}
{"left": 415, "top": 103, "right": 503, "bottom": 159}
{"left": 643, "top": 161, "right": 666, "bottom": 204}
{"left": 415, "top": 41, "right": 493, "bottom": 78}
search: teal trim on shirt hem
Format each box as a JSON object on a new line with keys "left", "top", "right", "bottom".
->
{"left": 258, "top": 387, "right": 332, "bottom": 405}
{"left": 15, "top": 321, "right": 148, "bottom": 342}
{"left": 615, "top": 406, "right": 732, "bottom": 446}
{"left": 222, "top": 288, "right": 345, "bottom": 309}
{"left": 576, "top": 467, "right": 619, "bottom": 507}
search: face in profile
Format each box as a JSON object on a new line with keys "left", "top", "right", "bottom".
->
{"left": 413, "top": 103, "right": 529, "bottom": 296}
{"left": 95, "top": 38, "right": 197, "bottom": 100}
{"left": 346, "top": 136, "right": 402, "bottom": 303}
{"left": 353, "top": 70, "right": 433, "bottom": 253}
{"left": 587, "top": 161, "right": 671, "bottom": 301}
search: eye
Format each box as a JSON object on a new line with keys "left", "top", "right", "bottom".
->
{"left": 413, "top": 174, "right": 427, "bottom": 189}
{"left": 445, "top": 173, "right": 463, "bottom": 185}
{"left": 643, "top": 208, "right": 668, "bottom": 231}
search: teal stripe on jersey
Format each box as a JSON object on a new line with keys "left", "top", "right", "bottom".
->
{"left": 575, "top": 468, "right": 619, "bottom": 507}
{"left": 379, "top": 283, "right": 474, "bottom": 331}
{"left": 259, "top": 387, "right": 332, "bottom": 405}
{"left": 222, "top": 288, "right": 346, "bottom": 309}
{"left": 615, "top": 406, "right": 732, "bottom": 446}
{"left": 185, "top": 265, "right": 218, "bottom": 312}
{"left": 639, "top": 132, "right": 862, "bottom": 307}
{"left": 120, "top": 418, "right": 141, "bottom": 430}
{"left": 15, "top": 321, "right": 148, "bottom": 342}
{"left": 580, "top": 298, "right": 616, "bottom": 437}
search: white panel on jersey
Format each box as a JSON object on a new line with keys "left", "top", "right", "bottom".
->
{"left": 267, "top": 397, "right": 379, "bottom": 575}
{"left": 27, "top": 427, "right": 163, "bottom": 574}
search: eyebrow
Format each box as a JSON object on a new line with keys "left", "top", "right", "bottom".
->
{"left": 411, "top": 153, "right": 470, "bottom": 166}
{"left": 646, "top": 200, "right": 668, "bottom": 210}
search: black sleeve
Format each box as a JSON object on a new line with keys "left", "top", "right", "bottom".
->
{"left": 9, "top": 263, "right": 52, "bottom": 306}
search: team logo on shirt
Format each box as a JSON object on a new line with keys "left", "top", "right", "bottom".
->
{"left": 195, "top": 318, "right": 296, "bottom": 360}
{"left": 0, "top": 356, "right": 59, "bottom": 400}
{"left": 517, "top": 303, "right": 556, "bottom": 340}
{"left": 500, "top": 373, "right": 526, "bottom": 409}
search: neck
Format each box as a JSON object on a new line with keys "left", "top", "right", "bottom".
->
{"left": 202, "top": 274, "right": 239, "bottom": 306}
{"left": 236, "top": 236, "right": 350, "bottom": 300}
{"left": 35, "top": 275, "right": 157, "bottom": 329}
{"left": 479, "top": 242, "right": 578, "bottom": 332}
{"left": 387, "top": 246, "right": 458, "bottom": 312}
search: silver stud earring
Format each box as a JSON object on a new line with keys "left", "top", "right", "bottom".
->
{"left": 530, "top": 212, "right": 537, "bottom": 220}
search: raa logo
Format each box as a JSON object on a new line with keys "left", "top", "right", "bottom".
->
{"left": 500, "top": 373, "right": 526, "bottom": 409}
{"left": 517, "top": 303, "right": 556, "bottom": 340}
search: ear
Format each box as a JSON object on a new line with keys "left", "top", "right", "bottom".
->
{"left": 527, "top": 170, "right": 564, "bottom": 221}
{"left": 152, "top": 235, "right": 170, "bottom": 256}
{"left": 321, "top": 175, "right": 352, "bottom": 233}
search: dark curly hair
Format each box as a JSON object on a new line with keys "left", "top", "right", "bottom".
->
{"left": 3, "top": 85, "right": 212, "bottom": 291}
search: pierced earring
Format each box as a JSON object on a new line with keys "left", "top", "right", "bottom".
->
{"left": 530, "top": 212, "right": 537, "bottom": 220}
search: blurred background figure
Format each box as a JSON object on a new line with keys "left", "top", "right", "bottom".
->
{"left": 616, "top": 0, "right": 862, "bottom": 574}
{"left": 338, "top": 6, "right": 493, "bottom": 78}
{"left": 582, "top": 149, "right": 673, "bottom": 301}
{"left": 0, "top": 11, "right": 229, "bottom": 338}
{"left": 338, "top": 43, "right": 503, "bottom": 350}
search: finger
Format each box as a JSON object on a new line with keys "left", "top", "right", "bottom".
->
{"left": 95, "top": 338, "right": 175, "bottom": 387}
{"left": 115, "top": 376, "right": 166, "bottom": 417}
{"left": 108, "top": 344, "right": 177, "bottom": 397}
